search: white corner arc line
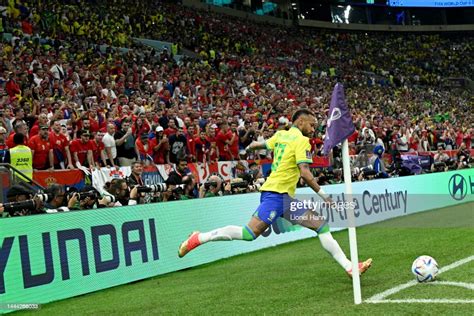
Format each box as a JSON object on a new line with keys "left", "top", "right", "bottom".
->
{"left": 428, "top": 281, "right": 474, "bottom": 290}
{"left": 367, "top": 299, "right": 474, "bottom": 304}
{"left": 366, "top": 255, "right": 474, "bottom": 303}
{"left": 439, "top": 255, "right": 474, "bottom": 274}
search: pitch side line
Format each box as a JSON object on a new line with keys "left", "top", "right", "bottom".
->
{"left": 366, "top": 255, "right": 474, "bottom": 303}
{"left": 368, "top": 299, "right": 474, "bottom": 304}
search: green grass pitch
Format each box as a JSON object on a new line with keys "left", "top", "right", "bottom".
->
{"left": 17, "top": 202, "right": 474, "bottom": 315}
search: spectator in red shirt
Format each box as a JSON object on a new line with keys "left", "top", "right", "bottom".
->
{"left": 229, "top": 122, "right": 240, "bottom": 160}
{"left": 132, "top": 113, "right": 151, "bottom": 138}
{"left": 464, "top": 128, "right": 472, "bottom": 149}
{"left": 194, "top": 130, "right": 210, "bottom": 163}
{"left": 207, "top": 128, "right": 219, "bottom": 162}
{"left": 29, "top": 113, "right": 49, "bottom": 138}
{"left": 91, "top": 131, "right": 107, "bottom": 168}
{"left": 216, "top": 122, "right": 236, "bottom": 161}
{"left": 455, "top": 128, "right": 464, "bottom": 149}
{"left": 5, "top": 73, "right": 21, "bottom": 98}
{"left": 49, "top": 119, "right": 74, "bottom": 169}
{"left": 187, "top": 125, "right": 197, "bottom": 162}
{"left": 310, "top": 136, "right": 324, "bottom": 155}
{"left": 150, "top": 126, "right": 170, "bottom": 164}
{"left": 28, "top": 125, "right": 54, "bottom": 170}
{"left": 79, "top": 117, "right": 92, "bottom": 135}
{"left": 135, "top": 134, "right": 153, "bottom": 162}
{"left": 88, "top": 108, "right": 104, "bottom": 134}
{"left": 70, "top": 130, "right": 94, "bottom": 168}
{"left": 164, "top": 120, "right": 177, "bottom": 137}
{"left": 6, "top": 122, "right": 29, "bottom": 148}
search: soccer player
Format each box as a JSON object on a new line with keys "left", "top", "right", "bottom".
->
{"left": 178, "top": 109, "right": 372, "bottom": 277}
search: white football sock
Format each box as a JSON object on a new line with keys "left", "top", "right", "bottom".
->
{"left": 318, "top": 232, "right": 352, "bottom": 271}
{"left": 198, "top": 226, "right": 243, "bottom": 244}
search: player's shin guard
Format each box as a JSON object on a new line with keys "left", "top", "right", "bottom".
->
{"left": 317, "top": 224, "right": 352, "bottom": 271}
{"left": 198, "top": 225, "right": 256, "bottom": 244}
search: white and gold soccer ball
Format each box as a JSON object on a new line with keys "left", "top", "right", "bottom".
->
{"left": 411, "top": 255, "right": 439, "bottom": 282}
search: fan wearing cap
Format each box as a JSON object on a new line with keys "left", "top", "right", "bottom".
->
{"left": 3, "top": 185, "right": 36, "bottom": 217}
{"left": 150, "top": 126, "right": 170, "bottom": 164}
{"left": 70, "top": 130, "right": 95, "bottom": 168}
{"left": 27, "top": 124, "right": 54, "bottom": 170}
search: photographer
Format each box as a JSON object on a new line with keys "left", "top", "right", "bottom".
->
{"left": 456, "top": 142, "right": 471, "bottom": 169}
{"left": 167, "top": 158, "right": 188, "bottom": 185}
{"left": 69, "top": 186, "right": 102, "bottom": 210}
{"left": 240, "top": 173, "right": 265, "bottom": 193}
{"left": 1, "top": 185, "right": 38, "bottom": 217}
{"left": 161, "top": 174, "right": 184, "bottom": 202}
{"left": 179, "top": 175, "right": 197, "bottom": 200}
{"left": 127, "top": 161, "right": 145, "bottom": 186}
{"left": 199, "top": 175, "right": 223, "bottom": 198}
{"left": 431, "top": 145, "right": 450, "bottom": 172}
{"left": 248, "top": 162, "right": 263, "bottom": 180}
{"left": 42, "top": 184, "right": 77, "bottom": 213}
{"left": 102, "top": 178, "right": 139, "bottom": 206}
{"left": 126, "top": 161, "right": 149, "bottom": 203}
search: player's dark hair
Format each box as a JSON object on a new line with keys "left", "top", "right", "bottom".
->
{"left": 291, "top": 109, "right": 314, "bottom": 122}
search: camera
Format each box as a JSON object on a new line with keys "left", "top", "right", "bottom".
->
{"left": 76, "top": 190, "right": 101, "bottom": 201}
{"left": 136, "top": 184, "right": 168, "bottom": 193}
{"left": 66, "top": 187, "right": 101, "bottom": 201}
{"left": 230, "top": 181, "right": 248, "bottom": 189}
{"left": 171, "top": 184, "right": 186, "bottom": 194}
{"left": 433, "top": 162, "right": 447, "bottom": 172}
{"left": 248, "top": 178, "right": 265, "bottom": 191}
{"left": 35, "top": 193, "right": 53, "bottom": 203}
{"left": 204, "top": 181, "right": 218, "bottom": 190}
{"left": 2, "top": 200, "right": 37, "bottom": 216}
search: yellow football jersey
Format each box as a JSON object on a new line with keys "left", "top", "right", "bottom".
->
{"left": 260, "top": 127, "right": 312, "bottom": 197}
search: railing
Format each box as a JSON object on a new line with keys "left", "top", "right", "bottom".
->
{"left": 0, "top": 163, "right": 45, "bottom": 203}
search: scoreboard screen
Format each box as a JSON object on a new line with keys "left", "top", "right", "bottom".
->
{"left": 388, "top": 0, "right": 474, "bottom": 7}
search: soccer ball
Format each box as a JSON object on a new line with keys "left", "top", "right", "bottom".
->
{"left": 411, "top": 255, "right": 439, "bottom": 282}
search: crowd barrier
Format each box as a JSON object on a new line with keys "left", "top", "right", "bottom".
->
{"left": 1, "top": 169, "right": 472, "bottom": 312}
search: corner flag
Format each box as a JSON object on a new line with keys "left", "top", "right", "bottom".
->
{"left": 323, "top": 83, "right": 362, "bottom": 305}
{"left": 322, "top": 83, "right": 355, "bottom": 156}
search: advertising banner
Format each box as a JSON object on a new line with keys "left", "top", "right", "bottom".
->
{"left": 1, "top": 169, "right": 472, "bottom": 312}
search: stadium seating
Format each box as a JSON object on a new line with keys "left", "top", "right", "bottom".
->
{"left": 0, "top": 0, "right": 471, "bottom": 189}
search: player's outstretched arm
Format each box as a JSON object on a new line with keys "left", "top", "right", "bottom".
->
{"left": 298, "top": 163, "right": 331, "bottom": 202}
{"left": 245, "top": 141, "right": 267, "bottom": 152}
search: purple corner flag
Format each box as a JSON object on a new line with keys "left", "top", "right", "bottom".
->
{"left": 322, "top": 83, "right": 355, "bottom": 156}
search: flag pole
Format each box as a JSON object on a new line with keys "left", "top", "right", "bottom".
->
{"left": 342, "top": 139, "right": 362, "bottom": 304}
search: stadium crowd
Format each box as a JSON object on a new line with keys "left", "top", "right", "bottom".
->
{"left": 0, "top": 0, "right": 472, "bottom": 216}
